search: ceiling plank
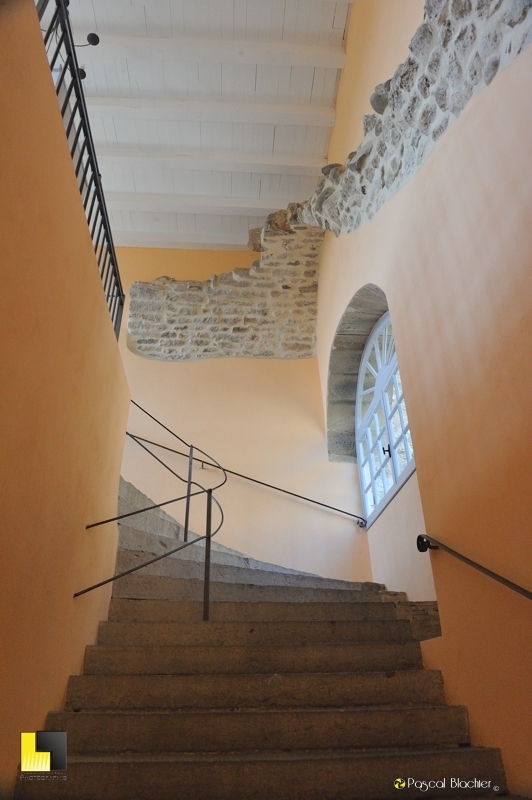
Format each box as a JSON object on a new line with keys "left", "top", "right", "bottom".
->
{"left": 80, "top": 35, "right": 345, "bottom": 68}
{"left": 106, "top": 192, "right": 292, "bottom": 216}
{"left": 86, "top": 97, "right": 336, "bottom": 127}
{"left": 98, "top": 146, "right": 325, "bottom": 174}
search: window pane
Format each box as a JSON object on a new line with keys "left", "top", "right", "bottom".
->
{"left": 376, "top": 405, "right": 385, "bottom": 433}
{"left": 405, "top": 429, "right": 414, "bottom": 460}
{"left": 386, "top": 332, "right": 395, "bottom": 364}
{"left": 396, "top": 439, "right": 408, "bottom": 472}
{"left": 395, "top": 370, "right": 403, "bottom": 395}
{"left": 390, "top": 409, "right": 402, "bottom": 441}
{"left": 368, "top": 347, "right": 378, "bottom": 374}
{"left": 362, "top": 460, "right": 371, "bottom": 489}
{"left": 386, "top": 381, "right": 397, "bottom": 411}
{"left": 360, "top": 392, "right": 373, "bottom": 421}
{"left": 365, "top": 486, "right": 376, "bottom": 513}
{"left": 372, "top": 445, "right": 381, "bottom": 472}
{"left": 369, "top": 416, "right": 378, "bottom": 442}
{"left": 363, "top": 367, "right": 376, "bottom": 392}
{"left": 375, "top": 473, "right": 385, "bottom": 502}
{"left": 383, "top": 460, "right": 394, "bottom": 491}
{"left": 399, "top": 397, "right": 409, "bottom": 427}
{"left": 375, "top": 333, "right": 385, "bottom": 366}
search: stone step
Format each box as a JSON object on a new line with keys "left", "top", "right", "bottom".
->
{"left": 108, "top": 598, "right": 399, "bottom": 623}
{"left": 97, "top": 618, "right": 414, "bottom": 647}
{"left": 114, "top": 547, "right": 381, "bottom": 591}
{"left": 14, "top": 746, "right": 507, "bottom": 800}
{"left": 84, "top": 641, "right": 422, "bottom": 675}
{"left": 118, "top": 479, "right": 324, "bottom": 579}
{"left": 112, "top": 574, "right": 407, "bottom": 603}
{"left": 117, "top": 522, "right": 320, "bottom": 577}
{"left": 46, "top": 705, "right": 470, "bottom": 753}
{"left": 65, "top": 670, "right": 446, "bottom": 712}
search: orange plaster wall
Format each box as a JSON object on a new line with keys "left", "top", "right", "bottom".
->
{"left": 116, "top": 246, "right": 372, "bottom": 583}
{"left": 0, "top": 1, "right": 130, "bottom": 796}
{"left": 315, "top": 1, "right": 532, "bottom": 791}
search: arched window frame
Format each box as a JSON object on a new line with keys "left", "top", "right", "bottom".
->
{"left": 355, "top": 312, "right": 415, "bottom": 526}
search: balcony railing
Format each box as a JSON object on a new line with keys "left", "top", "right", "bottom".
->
{"left": 37, "top": 0, "right": 124, "bottom": 337}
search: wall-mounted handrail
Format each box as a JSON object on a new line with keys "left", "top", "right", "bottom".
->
{"left": 38, "top": 0, "right": 124, "bottom": 337}
{"left": 417, "top": 535, "right": 532, "bottom": 602}
{"left": 127, "top": 433, "right": 367, "bottom": 527}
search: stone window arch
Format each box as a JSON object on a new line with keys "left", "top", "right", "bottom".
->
{"left": 356, "top": 311, "right": 415, "bottom": 525}
{"left": 327, "top": 284, "right": 388, "bottom": 462}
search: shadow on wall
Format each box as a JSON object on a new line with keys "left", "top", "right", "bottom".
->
{"left": 327, "top": 284, "right": 388, "bottom": 462}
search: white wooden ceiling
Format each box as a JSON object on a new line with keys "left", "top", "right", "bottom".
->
{"left": 66, "top": 0, "right": 351, "bottom": 249}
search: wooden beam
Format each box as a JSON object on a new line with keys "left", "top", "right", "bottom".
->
{"left": 106, "top": 192, "right": 289, "bottom": 216}
{"left": 86, "top": 97, "right": 336, "bottom": 127}
{"left": 98, "top": 146, "right": 325, "bottom": 175}
{"left": 80, "top": 34, "right": 345, "bottom": 68}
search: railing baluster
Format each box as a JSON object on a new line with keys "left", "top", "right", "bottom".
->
{"left": 184, "top": 445, "right": 194, "bottom": 543}
{"left": 203, "top": 489, "right": 212, "bottom": 622}
{"left": 38, "top": 0, "right": 124, "bottom": 337}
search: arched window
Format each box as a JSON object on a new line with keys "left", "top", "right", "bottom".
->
{"left": 356, "top": 312, "right": 415, "bottom": 524}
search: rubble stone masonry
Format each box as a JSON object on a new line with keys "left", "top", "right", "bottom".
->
{"left": 128, "top": 225, "right": 324, "bottom": 361}
{"left": 128, "top": 0, "right": 531, "bottom": 362}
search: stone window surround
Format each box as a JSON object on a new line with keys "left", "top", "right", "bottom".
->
{"left": 327, "top": 285, "right": 389, "bottom": 462}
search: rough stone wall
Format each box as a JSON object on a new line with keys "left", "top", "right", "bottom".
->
{"left": 290, "top": 0, "right": 532, "bottom": 234}
{"left": 127, "top": 224, "right": 324, "bottom": 361}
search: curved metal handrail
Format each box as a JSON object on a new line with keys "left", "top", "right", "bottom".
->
{"left": 75, "top": 400, "right": 365, "bottom": 618}
{"left": 74, "top": 404, "right": 227, "bottom": 619}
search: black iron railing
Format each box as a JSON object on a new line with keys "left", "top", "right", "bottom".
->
{"left": 75, "top": 400, "right": 366, "bottom": 619}
{"left": 38, "top": 0, "right": 124, "bottom": 337}
{"left": 417, "top": 535, "right": 532, "bottom": 602}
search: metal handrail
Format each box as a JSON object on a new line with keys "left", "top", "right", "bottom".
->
{"left": 75, "top": 404, "right": 228, "bottom": 620}
{"left": 126, "top": 434, "right": 367, "bottom": 526}
{"left": 75, "top": 400, "right": 366, "bottom": 618}
{"left": 38, "top": 0, "right": 124, "bottom": 337}
{"left": 417, "top": 535, "right": 532, "bottom": 602}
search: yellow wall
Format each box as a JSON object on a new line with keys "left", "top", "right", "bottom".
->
{"left": 316, "top": 1, "right": 532, "bottom": 791}
{"left": 0, "top": 1, "right": 130, "bottom": 795}
{"left": 116, "top": 246, "right": 372, "bottom": 582}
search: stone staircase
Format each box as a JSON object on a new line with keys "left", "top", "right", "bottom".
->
{"left": 15, "top": 480, "right": 524, "bottom": 799}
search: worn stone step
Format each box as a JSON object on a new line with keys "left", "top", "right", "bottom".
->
{"left": 108, "top": 598, "right": 399, "bottom": 623}
{"left": 46, "top": 705, "right": 470, "bottom": 753}
{"left": 114, "top": 547, "right": 382, "bottom": 591}
{"left": 112, "top": 574, "right": 407, "bottom": 603}
{"left": 14, "top": 746, "right": 507, "bottom": 800}
{"left": 84, "top": 641, "right": 422, "bottom": 675}
{"left": 117, "top": 523, "right": 319, "bottom": 577}
{"left": 97, "top": 618, "right": 414, "bottom": 647}
{"left": 65, "top": 670, "right": 446, "bottom": 712}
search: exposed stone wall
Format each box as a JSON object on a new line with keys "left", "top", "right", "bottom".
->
{"left": 127, "top": 225, "right": 324, "bottom": 361}
{"left": 291, "top": 0, "right": 532, "bottom": 234}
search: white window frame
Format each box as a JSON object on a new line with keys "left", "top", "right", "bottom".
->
{"left": 355, "top": 312, "right": 415, "bottom": 527}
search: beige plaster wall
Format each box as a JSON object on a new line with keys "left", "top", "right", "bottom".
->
{"left": 316, "top": 1, "right": 532, "bottom": 791}
{"left": 367, "top": 472, "right": 436, "bottom": 601}
{"left": 0, "top": 1, "right": 130, "bottom": 795}
{"left": 117, "top": 247, "right": 371, "bottom": 583}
